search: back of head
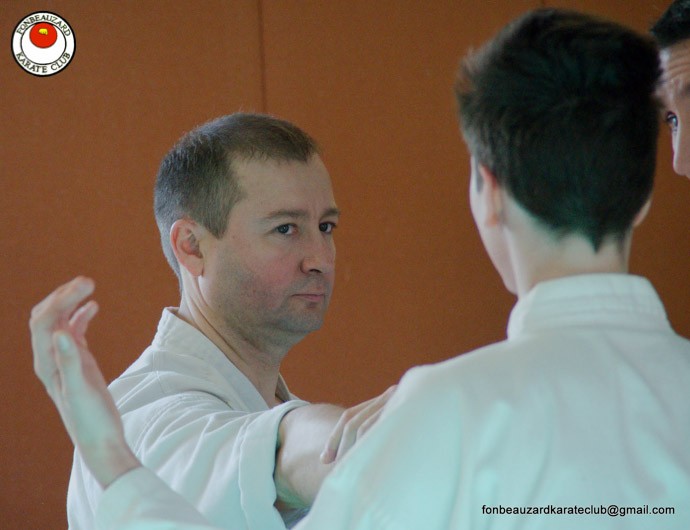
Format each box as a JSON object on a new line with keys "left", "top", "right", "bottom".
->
{"left": 456, "top": 9, "right": 661, "bottom": 250}
{"left": 154, "top": 113, "right": 319, "bottom": 285}
{"left": 651, "top": 0, "right": 690, "bottom": 49}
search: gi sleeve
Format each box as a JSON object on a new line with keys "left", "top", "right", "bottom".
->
{"left": 97, "top": 466, "right": 222, "bottom": 530}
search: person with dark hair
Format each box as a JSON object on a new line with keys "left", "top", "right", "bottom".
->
{"left": 31, "top": 113, "right": 394, "bottom": 530}
{"left": 652, "top": 0, "right": 690, "bottom": 179}
{"left": 31, "top": 9, "right": 690, "bottom": 530}
{"left": 299, "top": 9, "right": 690, "bottom": 529}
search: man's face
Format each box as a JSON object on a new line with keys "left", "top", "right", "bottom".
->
{"left": 659, "top": 39, "right": 690, "bottom": 179}
{"left": 201, "top": 155, "right": 339, "bottom": 348}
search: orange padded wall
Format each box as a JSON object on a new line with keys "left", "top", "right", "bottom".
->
{"left": 1, "top": 1, "right": 686, "bottom": 527}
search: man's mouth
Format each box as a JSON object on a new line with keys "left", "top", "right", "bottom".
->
{"left": 293, "top": 293, "right": 326, "bottom": 302}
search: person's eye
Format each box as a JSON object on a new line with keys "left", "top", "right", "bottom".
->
{"left": 276, "top": 224, "right": 296, "bottom": 235}
{"left": 319, "top": 222, "right": 337, "bottom": 234}
{"left": 665, "top": 111, "right": 679, "bottom": 133}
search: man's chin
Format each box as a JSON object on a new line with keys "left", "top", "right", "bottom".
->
{"left": 295, "top": 314, "right": 327, "bottom": 333}
{"left": 274, "top": 312, "right": 327, "bottom": 335}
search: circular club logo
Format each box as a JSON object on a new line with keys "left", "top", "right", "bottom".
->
{"left": 12, "top": 12, "right": 75, "bottom": 77}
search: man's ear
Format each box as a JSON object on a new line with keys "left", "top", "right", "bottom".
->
{"left": 632, "top": 197, "right": 652, "bottom": 228}
{"left": 477, "top": 164, "right": 505, "bottom": 227}
{"left": 170, "top": 218, "right": 205, "bottom": 278}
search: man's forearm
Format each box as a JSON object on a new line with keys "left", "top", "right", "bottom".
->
{"left": 274, "top": 403, "right": 344, "bottom": 508}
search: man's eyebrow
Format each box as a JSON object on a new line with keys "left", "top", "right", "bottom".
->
{"left": 263, "top": 207, "right": 341, "bottom": 221}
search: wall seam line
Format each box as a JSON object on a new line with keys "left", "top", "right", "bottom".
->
{"left": 258, "top": 0, "right": 268, "bottom": 113}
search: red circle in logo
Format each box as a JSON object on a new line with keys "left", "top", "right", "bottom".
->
{"left": 29, "top": 23, "right": 58, "bottom": 48}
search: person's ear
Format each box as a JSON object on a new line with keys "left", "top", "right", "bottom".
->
{"left": 170, "top": 219, "right": 205, "bottom": 278}
{"left": 632, "top": 197, "right": 652, "bottom": 228}
{"left": 477, "top": 164, "right": 505, "bottom": 227}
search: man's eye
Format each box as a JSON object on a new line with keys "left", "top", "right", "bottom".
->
{"left": 665, "top": 112, "right": 679, "bottom": 132}
{"left": 276, "top": 224, "right": 295, "bottom": 235}
{"left": 319, "top": 222, "right": 336, "bottom": 234}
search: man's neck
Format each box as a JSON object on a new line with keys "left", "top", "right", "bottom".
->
{"left": 509, "top": 233, "right": 630, "bottom": 298}
{"left": 501, "top": 199, "right": 632, "bottom": 298}
{"left": 175, "top": 299, "right": 291, "bottom": 408}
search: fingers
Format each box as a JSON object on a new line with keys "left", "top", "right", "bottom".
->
{"left": 69, "top": 300, "right": 99, "bottom": 341}
{"left": 353, "top": 408, "right": 383, "bottom": 439}
{"left": 321, "top": 385, "right": 397, "bottom": 464}
{"left": 30, "top": 276, "right": 95, "bottom": 332}
{"left": 30, "top": 277, "right": 95, "bottom": 384}
{"left": 320, "top": 401, "right": 369, "bottom": 464}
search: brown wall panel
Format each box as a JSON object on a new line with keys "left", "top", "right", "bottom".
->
{"left": 2, "top": 0, "right": 688, "bottom": 528}
{"left": 1, "top": 1, "right": 262, "bottom": 527}
{"left": 262, "top": 0, "right": 538, "bottom": 406}
{"left": 262, "top": 0, "right": 690, "bottom": 408}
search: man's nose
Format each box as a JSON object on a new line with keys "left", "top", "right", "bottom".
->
{"left": 300, "top": 234, "right": 335, "bottom": 274}
{"left": 673, "top": 122, "right": 690, "bottom": 179}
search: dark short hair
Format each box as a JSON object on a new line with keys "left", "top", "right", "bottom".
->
{"left": 651, "top": 0, "right": 690, "bottom": 49}
{"left": 154, "top": 113, "right": 319, "bottom": 285}
{"left": 456, "top": 9, "right": 660, "bottom": 250}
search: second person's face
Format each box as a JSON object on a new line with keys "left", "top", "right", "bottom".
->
{"left": 659, "top": 39, "right": 690, "bottom": 179}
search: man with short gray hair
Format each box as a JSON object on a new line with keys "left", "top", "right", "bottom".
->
{"left": 33, "top": 113, "right": 392, "bottom": 530}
